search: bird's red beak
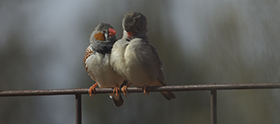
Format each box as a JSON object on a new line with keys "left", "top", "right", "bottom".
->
{"left": 127, "top": 32, "right": 134, "bottom": 39}
{"left": 108, "top": 28, "right": 117, "bottom": 36}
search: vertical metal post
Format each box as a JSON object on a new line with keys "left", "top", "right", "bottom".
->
{"left": 210, "top": 90, "right": 217, "bottom": 124}
{"left": 75, "top": 94, "right": 82, "bottom": 124}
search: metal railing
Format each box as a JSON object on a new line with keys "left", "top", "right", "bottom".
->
{"left": 1, "top": 83, "right": 280, "bottom": 124}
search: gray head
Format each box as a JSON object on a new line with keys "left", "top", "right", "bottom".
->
{"left": 122, "top": 11, "right": 147, "bottom": 38}
{"left": 89, "top": 22, "right": 117, "bottom": 44}
{"left": 89, "top": 22, "right": 117, "bottom": 54}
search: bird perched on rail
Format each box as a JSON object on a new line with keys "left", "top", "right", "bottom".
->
{"left": 110, "top": 11, "right": 176, "bottom": 100}
{"left": 83, "top": 22, "right": 125, "bottom": 107}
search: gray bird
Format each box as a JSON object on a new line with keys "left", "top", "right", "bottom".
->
{"left": 110, "top": 11, "right": 176, "bottom": 100}
{"left": 83, "top": 22, "right": 125, "bottom": 107}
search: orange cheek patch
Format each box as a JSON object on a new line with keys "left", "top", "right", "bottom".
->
{"left": 94, "top": 32, "right": 105, "bottom": 41}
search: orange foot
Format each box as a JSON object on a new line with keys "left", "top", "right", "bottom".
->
{"left": 88, "top": 83, "right": 98, "bottom": 98}
{"left": 113, "top": 84, "right": 120, "bottom": 96}
{"left": 121, "top": 83, "right": 132, "bottom": 97}
{"left": 142, "top": 83, "right": 152, "bottom": 96}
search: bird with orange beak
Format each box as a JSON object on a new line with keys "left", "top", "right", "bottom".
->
{"left": 83, "top": 22, "right": 125, "bottom": 107}
{"left": 110, "top": 12, "right": 176, "bottom": 100}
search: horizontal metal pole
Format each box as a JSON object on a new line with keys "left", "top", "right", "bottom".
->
{"left": 0, "top": 83, "right": 280, "bottom": 97}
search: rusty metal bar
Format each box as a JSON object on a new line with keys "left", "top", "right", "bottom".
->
{"left": 0, "top": 88, "right": 88, "bottom": 96}
{"left": 0, "top": 83, "right": 280, "bottom": 124}
{"left": 210, "top": 90, "right": 217, "bottom": 124}
{"left": 75, "top": 94, "right": 82, "bottom": 124}
{"left": 1, "top": 83, "right": 280, "bottom": 96}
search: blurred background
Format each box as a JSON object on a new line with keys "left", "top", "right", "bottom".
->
{"left": 1, "top": 0, "right": 280, "bottom": 124}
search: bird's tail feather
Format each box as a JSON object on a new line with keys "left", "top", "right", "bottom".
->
{"left": 109, "top": 93, "right": 124, "bottom": 107}
{"left": 160, "top": 91, "right": 176, "bottom": 100}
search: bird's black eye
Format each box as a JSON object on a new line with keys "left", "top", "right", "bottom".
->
{"left": 102, "top": 30, "right": 108, "bottom": 35}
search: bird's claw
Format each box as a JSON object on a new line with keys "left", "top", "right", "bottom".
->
{"left": 121, "top": 83, "right": 132, "bottom": 98}
{"left": 142, "top": 84, "right": 151, "bottom": 96}
{"left": 88, "top": 83, "right": 98, "bottom": 98}
{"left": 113, "top": 84, "right": 120, "bottom": 96}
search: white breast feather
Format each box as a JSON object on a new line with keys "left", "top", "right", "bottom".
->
{"left": 85, "top": 52, "right": 124, "bottom": 88}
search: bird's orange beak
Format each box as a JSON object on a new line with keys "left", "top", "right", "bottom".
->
{"left": 109, "top": 28, "right": 117, "bottom": 36}
{"left": 127, "top": 32, "right": 134, "bottom": 39}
